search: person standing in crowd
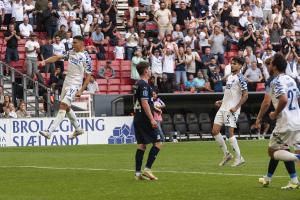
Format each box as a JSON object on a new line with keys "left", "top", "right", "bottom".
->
{"left": 153, "top": 90, "right": 166, "bottom": 142}
{"left": 52, "top": 35, "right": 65, "bottom": 72}
{"left": 125, "top": 26, "right": 139, "bottom": 60}
{"left": 11, "top": 0, "right": 23, "bottom": 32}
{"left": 208, "top": 25, "right": 225, "bottom": 65}
{"left": 131, "top": 48, "right": 147, "bottom": 81}
{"left": 154, "top": 2, "right": 172, "bottom": 39}
{"left": 43, "top": 1, "right": 59, "bottom": 39}
{"left": 19, "top": 16, "right": 33, "bottom": 39}
{"left": 4, "top": 24, "right": 20, "bottom": 66}
{"left": 25, "top": 33, "right": 40, "bottom": 78}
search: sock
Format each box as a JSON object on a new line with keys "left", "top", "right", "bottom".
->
{"left": 274, "top": 150, "right": 299, "bottom": 161}
{"left": 267, "top": 158, "right": 279, "bottom": 178}
{"left": 229, "top": 136, "right": 241, "bottom": 159}
{"left": 135, "top": 149, "right": 145, "bottom": 173}
{"left": 284, "top": 161, "right": 299, "bottom": 184}
{"left": 48, "top": 109, "right": 66, "bottom": 134}
{"left": 145, "top": 146, "right": 160, "bottom": 169}
{"left": 66, "top": 109, "right": 80, "bottom": 131}
{"left": 214, "top": 133, "right": 228, "bottom": 156}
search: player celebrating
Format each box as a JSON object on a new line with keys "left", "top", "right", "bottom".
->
{"left": 39, "top": 35, "right": 92, "bottom": 139}
{"left": 133, "top": 62, "right": 161, "bottom": 181}
{"left": 212, "top": 57, "right": 248, "bottom": 167}
{"left": 256, "top": 53, "right": 300, "bottom": 189}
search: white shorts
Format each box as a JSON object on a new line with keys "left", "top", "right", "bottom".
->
{"left": 269, "top": 131, "right": 300, "bottom": 151}
{"left": 60, "top": 85, "right": 80, "bottom": 106}
{"left": 214, "top": 110, "right": 239, "bottom": 128}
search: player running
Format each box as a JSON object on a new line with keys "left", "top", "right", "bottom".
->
{"left": 133, "top": 62, "right": 162, "bottom": 181}
{"left": 39, "top": 35, "right": 92, "bottom": 139}
{"left": 256, "top": 53, "right": 300, "bottom": 189}
{"left": 212, "top": 57, "right": 248, "bottom": 167}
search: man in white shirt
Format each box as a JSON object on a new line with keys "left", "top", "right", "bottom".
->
{"left": 52, "top": 35, "right": 66, "bottom": 72}
{"left": 154, "top": 2, "right": 173, "bottom": 39}
{"left": 24, "top": 0, "right": 35, "bottom": 25}
{"left": 25, "top": 33, "right": 40, "bottom": 78}
{"left": 3, "top": 0, "right": 12, "bottom": 26}
{"left": 19, "top": 16, "right": 33, "bottom": 38}
{"left": 12, "top": 0, "right": 24, "bottom": 32}
{"left": 125, "top": 26, "right": 139, "bottom": 60}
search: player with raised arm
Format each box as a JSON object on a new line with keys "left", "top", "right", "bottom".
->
{"left": 256, "top": 53, "right": 300, "bottom": 189}
{"left": 212, "top": 57, "right": 248, "bottom": 167}
{"left": 39, "top": 35, "right": 92, "bottom": 139}
{"left": 133, "top": 62, "right": 162, "bottom": 181}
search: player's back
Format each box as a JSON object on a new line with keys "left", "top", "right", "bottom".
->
{"left": 271, "top": 74, "right": 300, "bottom": 132}
{"left": 64, "top": 50, "right": 92, "bottom": 87}
{"left": 133, "top": 80, "right": 153, "bottom": 117}
{"left": 220, "top": 73, "right": 248, "bottom": 114}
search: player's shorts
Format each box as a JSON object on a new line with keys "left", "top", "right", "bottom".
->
{"left": 133, "top": 112, "right": 160, "bottom": 144}
{"left": 60, "top": 85, "right": 80, "bottom": 106}
{"left": 269, "top": 131, "right": 300, "bottom": 151}
{"left": 214, "top": 110, "right": 239, "bottom": 128}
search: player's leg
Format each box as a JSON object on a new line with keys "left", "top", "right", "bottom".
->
{"left": 39, "top": 102, "right": 68, "bottom": 139}
{"left": 135, "top": 143, "right": 147, "bottom": 180}
{"left": 67, "top": 107, "right": 84, "bottom": 139}
{"left": 143, "top": 142, "right": 161, "bottom": 180}
{"left": 212, "top": 111, "right": 232, "bottom": 166}
{"left": 227, "top": 126, "right": 245, "bottom": 167}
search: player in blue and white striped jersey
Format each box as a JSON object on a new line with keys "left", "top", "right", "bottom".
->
{"left": 39, "top": 35, "right": 92, "bottom": 140}
{"left": 212, "top": 57, "right": 248, "bottom": 167}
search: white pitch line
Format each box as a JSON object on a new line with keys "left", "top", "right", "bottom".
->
{"left": 0, "top": 165, "right": 289, "bottom": 178}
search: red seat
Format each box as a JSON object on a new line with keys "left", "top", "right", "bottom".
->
{"left": 121, "top": 71, "right": 131, "bottom": 78}
{"left": 121, "top": 78, "right": 134, "bottom": 85}
{"left": 108, "top": 85, "right": 120, "bottom": 91}
{"left": 120, "top": 60, "right": 131, "bottom": 67}
{"left": 107, "top": 91, "right": 120, "bottom": 94}
{"left": 256, "top": 83, "right": 265, "bottom": 91}
{"left": 19, "top": 53, "right": 25, "bottom": 60}
{"left": 111, "top": 60, "right": 120, "bottom": 66}
{"left": 100, "top": 84, "right": 108, "bottom": 92}
{"left": 108, "top": 79, "right": 121, "bottom": 85}
{"left": 120, "top": 91, "right": 131, "bottom": 94}
{"left": 19, "top": 39, "right": 26, "bottom": 45}
{"left": 120, "top": 85, "right": 132, "bottom": 92}
{"left": 111, "top": 65, "right": 120, "bottom": 71}
{"left": 96, "top": 79, "right": 108, "bottom": 85}
{"left": 97, "top": 60, "right": 106, "bottom": 69}
{"left": 0, "top": 32, "right": 4, "bottom": 38}
{"left": 18, "top": 47, "right": 25, "bottom": 53}
{"left": 1, "top": 46, "right": 6, "bottom": 53}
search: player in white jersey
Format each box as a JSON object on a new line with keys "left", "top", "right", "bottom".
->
{"left": 212, "top": 57, "right": 248, "bottom": 167}
{"left": 256, "top": 53, "right": 300, "bottom": 189}
{"left": 39, "top": 36, "right": 92, "bottom": 139}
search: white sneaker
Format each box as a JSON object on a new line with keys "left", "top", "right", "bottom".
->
{"left": 219, "top": 152, "right": 233, "bottom": 166}
{"left": 70, "top": 129, "right": 84, "bottom": 139}
{"left": 39, "top": 131, "right": 51, "bottom": 140}
{"left": 231, "top": 156, "right": 245, "bottom": 167}
{"left": 173, "top": 139, "right": 178, "bottom": 143}
{"left": 281, "top": 181, "right": 299, "bottom": 189}
{"left": 258, "top": 176, "right": 271, "bottom": 187}
{"left": 143, "top": 168, "right": 158, "bottom": 180}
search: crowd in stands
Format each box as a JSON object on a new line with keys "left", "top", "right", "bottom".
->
{"left": 1, "top": 0, "right": 300, "bottom": 116}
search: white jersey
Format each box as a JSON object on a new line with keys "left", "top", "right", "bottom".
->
{"left": 269, "top": 74, "right": 300, "bottom": 133}
{"left": 63, "top": 50, "right": 92, "bottom": 88}
{"left": 219, "top": 73, "right": 248, "bottom": 114}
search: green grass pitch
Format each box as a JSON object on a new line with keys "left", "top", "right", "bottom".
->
{"left": 0, "top": 140, "right": 299, "bottom": 200}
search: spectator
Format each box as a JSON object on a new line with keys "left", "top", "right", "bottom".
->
{"left": 209, "top": 25, "right": 225, "bottom": 64}
{"left": 57, "top": 3, "right": 69, "bottom": 30}
{"left": 4, "top": 24, "right": 20, "bottom": 65}
{"left": 86, "top": 75, "right": 99, "bottom": 94}
{"left": 281, "top": 9, "right": 294, "bottom": 30}
{"left": 131, "top": 48, "right": 147, "bottom": 80}
{"left": 282, "top": 30, "right": 294, "bottom": 55}
{"left": 175, "top": 46, "right": 187, "bottom": 91}
{"left": 261, "top": 45, "right": 275, "bottom": 61}
{"left": 61, "top": 31, "right": 73, "bottom": 51}
{"left": 193, "top": 70, "right": 212, "bottom": 92}
{"left": 162, "top": 47, "right": 176, "bottom": 87}
{"left": 172, "top": 24, "right": 184, "bottom": 45}
{"left": 34, "top": 0, "right": 48, "bottom": 31}
{"left": 71, "top": 19, "right": 83, "bottom": 37}
{"left": 219, "top": 2, "right": 231, "bottom": 25}
{"left": 211, "top": 66, "right": 224, "bottom": 92}
{"left": 269, "top": 22, "right": 282, "bottom": 52}
{"left": 135, "top": 4, "right": 149, "bottom": 30}
{"left": 155, "top": 2, "right": 173, "bottom": 39}
{"left": 114, "top": 40, "right": 125, "bottom": 60}
{"left": 243, "top": 24, "right": 256, "bottom": 50}
{"left": 98, "top": 60, "right": 116, "bottom": 80}
{"left": 175, "top": 1, "right": 191, "bottom": 27}
{"left": 49, "top": 67, "right": 64, "bottom": 94}
{"left": 91, "top": 26, "right": 105, "bottom": 48}
{"left": 102, "top": 0, "right": 117, "bottom": 26}
{"left": 195, "top": 0, "right": 208, "bottom": 19}
{"left": 184, "top": 29, "right": 196, "bottom": 50}
{"left": 16, "top": 101, "right": 30, "bottom": 118}
{"left": 158, "top": 73, "right": 173, "bottom": 93}
{"left": 244, "top": 61, "right": 263, "bottom": 91}
{"left": 7, "top": 102, "right": 17, "bottom": 118}
{"left": 24, "top": 0, "right": 35, "bottom": 26}
{"left": 83, "top": 33, "right": 96, "bottom": 54}
{"left": 149, "top": 46, "right": 163, "bottom": 86}
{"left": 152, "top": 90, "right": 166, "bottom": 141}
{"left": 185, "top": 46, "right": 201, "bottom": 77}
{"left": 81, "top": 17, "right": 91, "bottom": 36}
{"left": 2, "top": 0, "right": 12, "bottom": 27}
{"left": 1, "top": 106, "right": 13, "bottom": 118}
{"left": 12, "top": 0, "right": 24, "bottom": 32}
{"left": 271, "top": 5, "right": 282, "bottom": 25}
{"left": 252, "top": 0, "right": 264, "bottom": 29}
{"left": 125, "top": 26, "right": 139, "bottom": 60}
{"left": 43, "top": 1, "right": 59, "bottom": 39}
{"left": 19, "top": 16, "right": 33, "bottom": 39}
{"left": 285, "top": 49, "right": 300, "bottom": 82}
{"left": 55, "top": 24, "right": 67, "bottom": 40}
{"left": 25, "top": 33, "right": 40, "bottom": 78}
{"left": 184, "top": 74, "right": 196, "bottom": 92}
{"left": 52, "top": 35, "right": 65, "bottom": 72}
{"left": 0, "top": 1, "right": 4, "bottom": 29}
{"left": 40, "top": 37, "right": 55, "bottom": 74}
{"left": 0, "top": 85, "right": 4, "bottom": 113}
{"left": 101, "top": 14, "right": 116, "bottom": 40}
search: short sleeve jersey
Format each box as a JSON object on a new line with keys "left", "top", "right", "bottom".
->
{"left": 134, "top": 80, "right": 153, "bottom": 115}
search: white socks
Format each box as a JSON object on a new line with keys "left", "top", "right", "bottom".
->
{"left": 274, "top": 150, "right": 299, "bottom": 162}
{"left": 66, "top": 109, "right": 80, "bottom": 131}
{"left": 48, "top": 109, "right": 66, "bottom": 134}
{"left": 214, "top": 133, "right": 228, "bottom": 156}
{"left": 229, "top": 136, "right": 241, "bottom": 159}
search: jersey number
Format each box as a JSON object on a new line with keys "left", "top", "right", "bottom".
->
{"left": 287, "top": 89, "right": 297, "bottom": 111}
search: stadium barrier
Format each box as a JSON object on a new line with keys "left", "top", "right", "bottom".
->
{"left": 0, "top": 117, "right": 134, "bottom": 147}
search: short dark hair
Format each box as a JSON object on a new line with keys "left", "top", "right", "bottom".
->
{"left": 271, "top": 53, "right": 287, "bottom": 72}
{"left": 136, "top": 62, "right": 149, "bottom": 76}
{"left": 231, "top": 56, "right": 244, "bottom": 65}
{"left": 73, "top": 35, "right": 84, "bottom": 41}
